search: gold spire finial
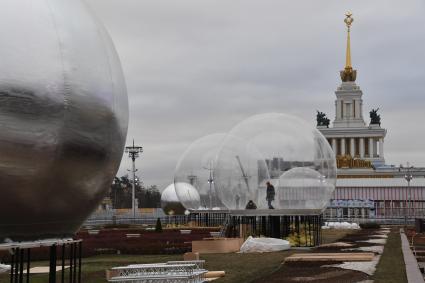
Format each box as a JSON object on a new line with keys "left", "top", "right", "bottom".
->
{"left": 344, "top": 11, "right": 353, "bottom": 68}
{"left": 340, "top": 11, "right": 357, "bottom": 82}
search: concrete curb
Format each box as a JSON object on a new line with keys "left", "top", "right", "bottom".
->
{"left": 401, "top": 229, "right": 424, "bottom": 283}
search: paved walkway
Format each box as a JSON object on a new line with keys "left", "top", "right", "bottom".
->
{"left": 401, "top": 229, "right": 424, "bottom": 283}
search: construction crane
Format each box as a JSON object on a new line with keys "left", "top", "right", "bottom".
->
{"left": 235, "top": 155, "right": 250, "bottom": 191}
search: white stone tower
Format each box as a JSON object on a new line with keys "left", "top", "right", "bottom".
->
{"left": 318, "top": 12, "right": 387, "bottom": 170}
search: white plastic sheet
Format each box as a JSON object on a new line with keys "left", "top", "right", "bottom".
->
{"left": 322, "top": 222, "right": 360, "bottom": 230}
{"left": 240, "top": 236, "right": 290, "bottom": 253}
{"left": 0, "top": 263, "right": 11, "bottom": 273}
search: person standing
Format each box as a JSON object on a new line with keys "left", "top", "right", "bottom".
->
{"left": 266, "top": 181, "right": 275, "bottom": 209}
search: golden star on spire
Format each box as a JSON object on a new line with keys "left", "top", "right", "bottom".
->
{"left": 344, "top": 11, "right": 354, "bottom": 29}
{"left": 340, "top": 11, "right": 357, "bottom": 82}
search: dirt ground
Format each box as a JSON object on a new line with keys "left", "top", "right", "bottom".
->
{"left": 252, "top": 228, "right": 384, "bottom": 283}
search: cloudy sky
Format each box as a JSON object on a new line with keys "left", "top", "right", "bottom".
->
{"left": 87, "top": 0, "right": 425, "bottom": 190}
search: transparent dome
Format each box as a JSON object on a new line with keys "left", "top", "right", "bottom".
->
{"left": 214, "top": 134, "right": 270, "bottom": 210}
{"left": 161, "top": 184, "right": 187, "bottom": 215}
{"left": 0, "top": 0, "right": 128, "bottom": 241}
{"left": 214, "top": 113, "right": 336, "bottom": 212}
{"left": 174, "top": 133, "right": 226, "bottom": 210}
{"left": 279, "top": 167, "right": 334, "bottom": 211}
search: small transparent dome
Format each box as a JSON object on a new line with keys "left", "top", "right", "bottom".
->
{"left": 161, "top": 184, "right": 186, "bottom": 215}
{"left": 214, "top": 113, "right": 336, "bottom": 212}
{"left": 174, "top": 133, "right": 225, "bottom": 210}
{"left": 278, "top": 167, "right": 334, "bottom": 212}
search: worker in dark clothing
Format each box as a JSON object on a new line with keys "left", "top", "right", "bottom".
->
{"left": 266, "top": 181, "right": 275, "bottom": 209}
{"left": 245, "top": 200, "right": 257, "bottom": 209}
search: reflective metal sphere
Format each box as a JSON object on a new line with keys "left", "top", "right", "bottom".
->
{"left": 0, "top": 0, "right": 128, "bottom": 241}
{"left": 161, "top": 184, "right": 186, "bottom": 215}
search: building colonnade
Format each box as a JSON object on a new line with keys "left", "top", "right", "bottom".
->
{"left": 328, "top": 137, "right": 384, "bottom": 158}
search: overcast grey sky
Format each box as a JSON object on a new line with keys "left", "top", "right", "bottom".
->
{"left": 87, "top": 0, "right": 425, "bottom": 190}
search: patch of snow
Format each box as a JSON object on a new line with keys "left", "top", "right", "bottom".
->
{"left": 320, "top": 242, "right": 354, "bottom": 248}
{"left": 370, "top": 234, "right": 388, "bottom": 239}
{"left": 358, "top": 245, "right": 384, "bottom": 254}
{"left": 341, "top": 245, "right": 384, "bottom": 254}
{"left": 323, "top": 255, "right": 381, "bottom": 276}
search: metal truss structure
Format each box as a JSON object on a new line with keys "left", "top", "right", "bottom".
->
{"left": 109, "top": 262, "right": 207, "bottom": 283}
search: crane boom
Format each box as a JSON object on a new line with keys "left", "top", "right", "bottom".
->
{"left": 235, "top": 155, "right": 250, "bottom": 191}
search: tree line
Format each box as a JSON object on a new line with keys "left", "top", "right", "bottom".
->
{"left": 109, "top": 175, "right": 161, "bottom": 209}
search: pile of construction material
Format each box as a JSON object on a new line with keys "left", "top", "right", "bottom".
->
{"left": 322, "top": 222, "right": 360, "bottom": 230}
{"left": 107, "top": 260, "right": 207, "bottom": 282}
{"left": 240, "top": 236, "right": 291, "bottom": 253}
{"left": 107, "top": 253, "right": 226, "bottom": 282}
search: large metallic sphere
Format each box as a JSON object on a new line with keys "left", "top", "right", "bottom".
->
{"left": 0, "top": 0, "right": 128, "bottom": 242}
{"left": 161, "top": 184, "right": 186, "bottom": 215}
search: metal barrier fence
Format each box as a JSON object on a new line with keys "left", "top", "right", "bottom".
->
{"left": 83, "top": 211, "right": 228, "bottom": 227}
{"left": 84, "top": 216, "right": 189, "bottom": 227}
{"left": 84, "top": 208, "right": 421, "bottom": 228}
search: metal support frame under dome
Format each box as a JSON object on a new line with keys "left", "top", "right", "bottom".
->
{"left": 1, "top": 239, "right": 82, "bottom": 283}
{"left": 189, "top": 210, "right": 323, "bottom": 247}
{"left": 224, "top": 214, "right": 322, "bottom": 247}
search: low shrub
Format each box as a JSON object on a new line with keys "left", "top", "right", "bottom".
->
{"left": 155, "top": 218, "right": 163, "bottom": 233}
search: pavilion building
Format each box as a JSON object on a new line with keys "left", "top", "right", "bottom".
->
{"left": 318, "top": 12, "right": 425, "bottom": 221}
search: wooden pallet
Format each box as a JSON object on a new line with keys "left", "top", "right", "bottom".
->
{"left": 284, "top": 252, "right": 375, "bottom": 262}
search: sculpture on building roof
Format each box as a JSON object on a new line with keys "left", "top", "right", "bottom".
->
{"left": 369, "top": 108, "right": 381, "bottom": 126}
{"left": 316, "top": 111, "right": 330, "bottom": 128}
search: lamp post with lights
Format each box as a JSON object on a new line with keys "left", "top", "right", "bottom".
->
{"left": 125, "top": 140, "right": 143, "bottom": 219}
{"left": 404, "top": 162, "right": 414, "bottom": 219}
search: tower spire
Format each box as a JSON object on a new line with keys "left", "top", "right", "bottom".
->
{"left": 340, "top": 11, "right": 357, "bottom": 82}
{"left": 345, "top": 11, "right": 353, "bottom": 68}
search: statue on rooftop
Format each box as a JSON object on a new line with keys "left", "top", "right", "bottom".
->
{"left": 316, "top": 111, "right": 330, "bottom": 128}
{"left": 370, "top": 108, "right": 381, "bottom": 126}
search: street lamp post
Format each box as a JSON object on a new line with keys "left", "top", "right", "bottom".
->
{"left": 204, "top": 160, "right": 214, "bottom": 210}
{"left": 404, "top": 162, "right": 413, "bottom": 220}
{"left": 125, "top": 140, "right": 143, "bottom": 219}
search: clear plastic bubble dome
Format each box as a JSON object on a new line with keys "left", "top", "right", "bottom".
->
{"left": 174, "top": 133, "right": 226, "bottom": 210}
{"left": 0, "top": 0, "right": 128, "bottom": 241}
{"left": 279, "top": 167, "right": 334, "bottom": 211}
{"left": 214, "top": 113, "right": 336, "bottom": 212}
{"left": 214, "top": 134, "right": 270, "bottom": 210}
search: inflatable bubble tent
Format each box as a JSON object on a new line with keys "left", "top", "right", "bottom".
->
{"left": 174, "top": 113, "right": 336, "bottom": 213}
{"left": 174, "top": 133, "right": 226, "bottom": 210}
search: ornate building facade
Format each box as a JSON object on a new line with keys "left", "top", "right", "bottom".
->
{"left": 318, "top": 13, "right": 425, "bottom": 221}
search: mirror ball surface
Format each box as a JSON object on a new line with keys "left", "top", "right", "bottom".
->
{"left": 0, "top": 0, "right": 128, "bottom": 241}
{"left": 161, "top": 184, "right": 187, "bottom": 215}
